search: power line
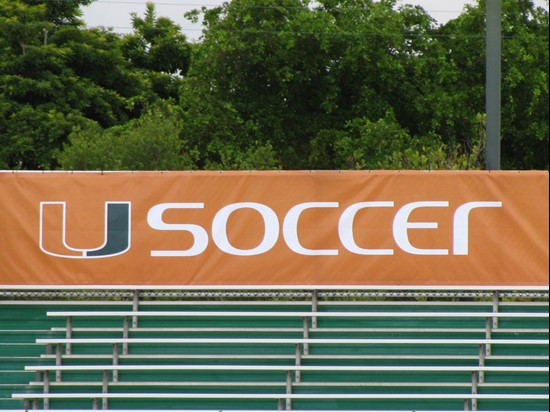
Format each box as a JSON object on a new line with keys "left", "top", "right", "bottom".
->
{"left": 87, "top": 0, "right": 466, "bottom": 13}
{"left": 76, "top": 0, "right": 548, "bottom": 38}
{"left": 85, "top": 25, "right": 548, "bottom": 39}
{"left": 37, "top": 0, "right": 470, "bottom": 12}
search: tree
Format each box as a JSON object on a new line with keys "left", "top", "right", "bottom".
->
{"left": 50, "top": 26, "right": 146, "bottom": 124}
{"left": 181, "top": 0, "right": 480, "bottom": 170}
{"left": 0, "top": 24, "right": 93, "bottom": 168}
{"left": 0, "top": 1, "right": 49, "bottom": 55}
{"left": 25, "top": 0, "right": 94, "bottom": 27}
{"left": 122, "top": 3, "right": 190, "bottom": 75}
{"left": 0, "top": 1, "right": 125, "bottom": 168}
{"left": 1, "top": 0, "right": 546, "bottom": 170}
{"left": 120, "top": 3, "right": 191, "bottom": 100}
{"left": 0, "top": 0, "right": 190, "bottom": 169}
{"left": 57, "top": 102, "right": 198, "bottom": 170}
{"left": 183, "top": 0, "right": 332, "bottom": 168}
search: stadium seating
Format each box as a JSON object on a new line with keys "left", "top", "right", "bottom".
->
{"left": 1, "top": 289, "right": 548, "bottom": 411}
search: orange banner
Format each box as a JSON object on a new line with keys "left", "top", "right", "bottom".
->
{"left": 0, "top": 171, "right": 548, "bottom": 286}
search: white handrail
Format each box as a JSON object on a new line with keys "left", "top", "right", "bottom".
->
{"left": 25, "top": 364, "right": 549, "bottom": 372}
{"left": 36, "top": 338, "right": 547, "bottom": 345}
{"left": 46, "top": 311, "right": 549, "bottom": 318}
{"left": 11, "top": 393, "right": 549, "bottom": 400}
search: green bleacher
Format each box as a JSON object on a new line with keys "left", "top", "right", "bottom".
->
{"left": 0, "top": 290, "right": 548, "bottom": 411}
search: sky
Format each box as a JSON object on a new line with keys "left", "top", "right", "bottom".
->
{"left": 82, "top": 0, "right": 549, "bottom": 41}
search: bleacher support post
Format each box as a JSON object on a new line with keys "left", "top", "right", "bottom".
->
{"left": 311, "top": 290, "right": 318, "bottom": 329}
{"left": 55, "top": 343, "right": 62, "bottom": 382}
{"left": 286, "top": 370, "right": 293, "bottom": 410}
{"left": 43, "top": 370, "right": 50, "bottom": 410}
{"left": 478, "top": 344, "right": 486, "bottom": 383}
{"left": 132, "top": 290, "right": 140, "bottom": 328}
{"left": 295, "top": 344, "right": 302, "bottom": 382}
{"left": 102, "top": 370, "right": 109, "bottom": 410}
{"left": 471, "top": 371, "right": 479, "bottom": 411}
{"left": 123, "top": 316, "right": 129, "bottom": 355}
{"left": 492, "top": 292, "right": 500, "bottom": 329}
{"left": 485, "top": 317, "right": 493, "bottom": 356}
{"left": 112, "top": 343, "right": 119, "bottom": 382}
{"left": 302, "top": 317, "right": 310, "bottom": 355}
{"left": 66, "top": 316, "right": 72, "bottom": 355}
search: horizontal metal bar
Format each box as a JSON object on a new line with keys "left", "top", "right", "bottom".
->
{"left": 11, "top": 392, "right": 550, "bottom": 400}
{"left": 39, "top": 354, "right": 550, "bottom": 361}
{"left": 2, "top": 299, "right": 548, "bottom": 306}
{"left": 141, "top": 301, "right": 548, "bottom": 306}
{"left": 28, "top": 381, "right": 550, "bottom": 388}
{"left": 35, "top": 338, "right": 548, "bottom": 345}
{"left": 29, "top": 381, "right": 287, "bottom": 387}
{"left": 40, "top": 354, "right": 296, "bottom": 359}
{"left": 24, "top": 365, "right": 549, "bottom": 372}
{"left": 47, "top": 327, "right": 550, "bottom": 334}
{"left": 45, "top": 311, "right": 549, "bottom": 318}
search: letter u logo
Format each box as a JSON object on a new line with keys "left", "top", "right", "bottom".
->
{"left": 39, "top": 201, "right": 131, "bottom": 258}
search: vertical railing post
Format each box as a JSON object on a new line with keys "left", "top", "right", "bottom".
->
{"left": 43, "top": 370, "right": 50, "bottom": 410}
{"left": 132, "top": 290, "right": 140, "bottom": 328}
{"left": 295, "top": 344, "right": 302, "bottom": 383}
{"left": 112, "top": 343, "right": 119, "bottom": 383}
{"left": 102, "top": 369, "right": 109, "bottom": 410}
{"left": 303, "top": 317, "right": 310, "bottom": 356}
{"left": 492, "top": 292, "right": 499, "bottom": 329}
{"left": 478, "top": 344, "right": 486, "bottom": 384}
{"left": 285, "top": 370, "right": 292, "bottom": 410}
{"left": 311, "top": 290, "right": 318, "bottom": 329}
{"left": 123, "top": 316, "right": 129, "bottom": 355}
{"left": 471, "top": 371, "right": 478, "bottom": 411}
{"left": 66, "top": 316, "right": 72, "bottom": 355}
{"left": 55, "top": 343, "right": 62, "bottom": 382}
{"left": 485, "top": 317, "right": 492, "bottom": 356}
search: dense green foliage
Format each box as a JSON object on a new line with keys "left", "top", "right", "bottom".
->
{"left": 0, "top": 1, "right": 188, "bottom": 169}
{"left": 0, "top": 0, "right": 547, "bottom": 170}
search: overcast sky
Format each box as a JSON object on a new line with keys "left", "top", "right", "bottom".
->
{"left": 82, "top": 0, "right": 549, "bottom": 41}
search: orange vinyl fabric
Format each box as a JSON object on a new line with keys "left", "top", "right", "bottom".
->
{"left": 0, "top": 171, "right": 547, "bottom": 286}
